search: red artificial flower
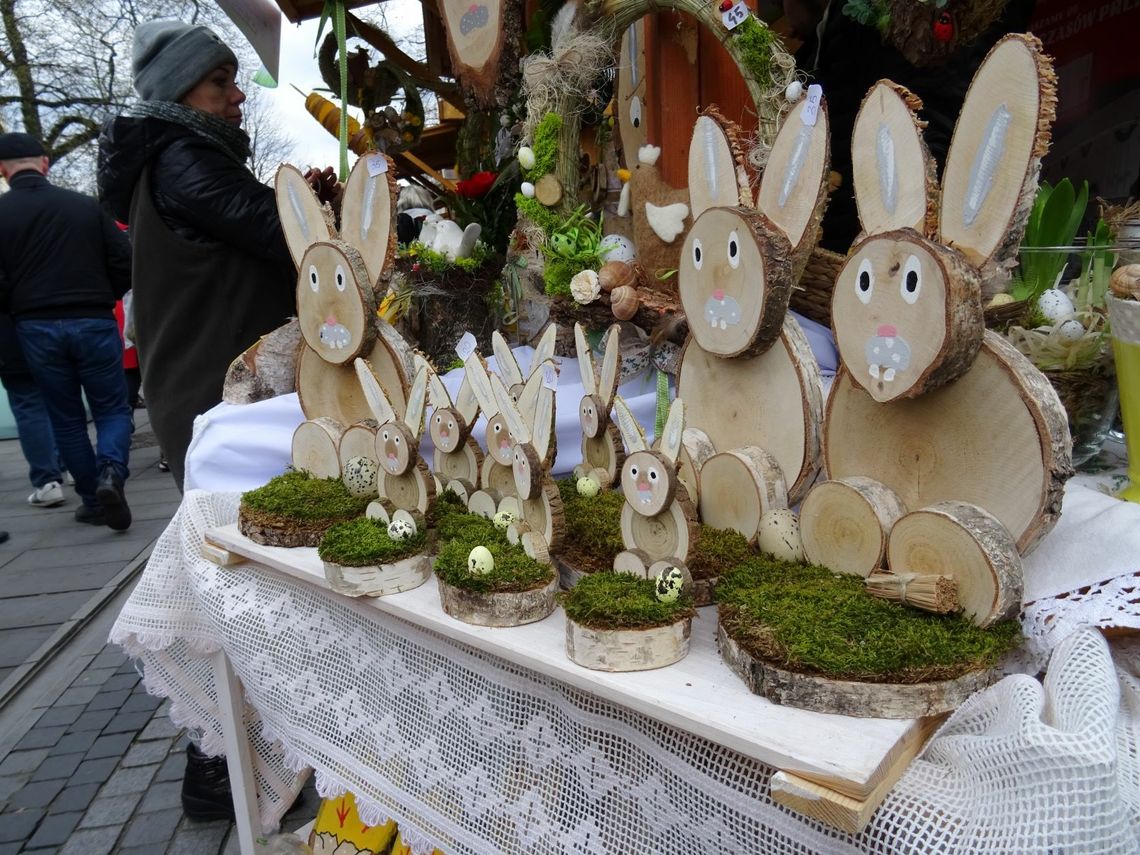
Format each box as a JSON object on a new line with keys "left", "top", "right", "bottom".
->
{"left": 455, "top": 171, "right": 497, "bottom": 198}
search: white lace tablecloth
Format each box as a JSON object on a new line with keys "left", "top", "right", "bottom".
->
{"left": 111, "top": 483, "right": 1140, "bottom": 854}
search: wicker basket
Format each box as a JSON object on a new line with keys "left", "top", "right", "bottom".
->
{"left": 790, "top": 246, "right": 845, "bottom": 328}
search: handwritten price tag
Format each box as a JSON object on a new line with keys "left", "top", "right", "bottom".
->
{"left": 721, "top": 2, "right": 748, "bottom": 30}
{"left": 800, "top": 84, "right": 823, "bottom": 127}
{"left": 542, "top": 363, "right": 558, "bottom": 391}
{"left": 455, "top": 332, "right": 477, "bottom": 361}
{"left": 366, "top": 154, "right": 389, "bottom": 176}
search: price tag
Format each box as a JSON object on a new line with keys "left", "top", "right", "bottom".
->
{"left": 801, "top": 84, "right": 823, "bottom": 127}
{"left": 721, "top": 2, "right": 748, "bottom": 30}
{"left": 542, "top": 363, "right": 558, "bottom": 391}
{"left": 455, "top": 332, "right": 477, "bottom": 361}
{"left": 367, "top": 154, "right": 389, "bottom": 176}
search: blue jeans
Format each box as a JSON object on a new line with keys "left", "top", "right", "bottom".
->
{"left": 15, "top": 318, "right": 132, "bottom": 507}
{"left": 0, "top": 371, "right": 63, "bottom": 488}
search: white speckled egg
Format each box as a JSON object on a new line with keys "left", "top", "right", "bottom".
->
{"left": 342, "top": 455, "right": 378, "bottom": 497}
{"left": 493, "top": 510, "right": 515, "bottom": 531}
{"left": 520, "top": 181, "right": 536, "bottom": 198}
{"left": 1036, "top": 288, "right": 1075, "bottom": 323}
{"left": 467, "top": 545, "right": 494, "bottom": 575}
{"left": 598, "top": 234, "right": 636, "bottom": 263}
{"left": 757, "top": 509, "right": 805, "bottom": 563}
{"left": 785, "top": 80, "right": 804, "bottom": 102}
{"left": 1056, "top": 318, "right": 1086, "bottom": 341}
{"left": 654, "top": 566, "right": 684, "bottom": 603}
{"left": 576, "top": 476, "right": 600, "bottom": 498}
{"left": 517, "top": 146, "right": 536, "bottom": 170}
{"left": 387, "top": 518, "right": 415, "bottom": 540}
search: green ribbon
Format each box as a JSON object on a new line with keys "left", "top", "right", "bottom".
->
{"left": 316, "top": 0, "right": 350, "bottom": 179}
{"left": 654, "top": 369, "right": 669, "bottom": 440}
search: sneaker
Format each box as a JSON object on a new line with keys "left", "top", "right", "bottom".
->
{"left": 74, "top": 503, "right": 106, "bottom": 526}
{"left": 182, "top": 743, "right": 236, "bottom": 822}
{"left": 63, "top": 470, "right": 75, "bottom": 486}
{"left": 95, "top": 466, "right": 132, "bottom": 531}
{"left": 28, "top": 481, "right": 65, "bottom": 508}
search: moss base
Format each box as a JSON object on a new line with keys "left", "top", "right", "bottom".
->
{"left": 559, "top": 571, "right": 695, "bottom": 632}
{"left": 238, "top": 471, "right": 371, "bottom": 548}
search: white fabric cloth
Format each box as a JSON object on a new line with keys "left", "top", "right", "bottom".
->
{"left": 112, "top": 489, "right": 1140, "bottom": 853}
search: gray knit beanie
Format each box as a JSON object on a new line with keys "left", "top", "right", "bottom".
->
{"left": 132, "top": 20, "right": 239, "bottom": 103}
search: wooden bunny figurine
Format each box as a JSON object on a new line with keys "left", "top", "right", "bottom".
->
{"left": 572, "top": 322, "right": 624, "bottom": 489}
{"left": 415, "top": 353, "right": 483, "bottom": 505}
{"left": 278, "top": 155, "right": 415, "bottom": 484}
{"left": 611, "top": 396, "right": 699, "bottom": 580}
{"left": 675, "top": 102, "right": 830, "bottom": 540}
{"left": 353, "top": 358, "right": 435, "bottom": 523}
{"left": 798, "top": 34, "right": 1072, "bottom": 627}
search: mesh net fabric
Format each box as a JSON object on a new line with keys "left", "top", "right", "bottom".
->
{"left": 111, "top": 492, "right": 1140, "bottom": 853}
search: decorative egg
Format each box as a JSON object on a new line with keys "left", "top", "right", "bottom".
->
{"left": 610, "top": 285, "right": 639, "bottom": 321}
{"left": 520, "top": 181, "right": 536, "bottom": 198}
{"left": 654, "top": 566, "right": 685, "bottom": 603}
{"left": 1036, "top": 288, "right": 1074, "bottom": 323}
{"left": 517, "top": 146, "right": 536, "bottom": 170}
{"left": 987, "top": 292, "right": 1015, "bottom": 308}
{"left": 598, "top": 260, "right": 640, "bottom": 293}
{"left": 1056, "top": 318, "right": 1085, "bottom": 341}
{"left": 493, "top": 510, "right": 515, "bottom": 530}
{"left": 757, "top": 508, "right": 805, "bottom": 563}
{"left": 342, "top": 456, "right": 378, "bottom": 497}
{"left": 785, "top": 80, "right": 804, "bottom": 102}
{"left": 576, "top": 476, "right": 600, "bottom": 498}
{"left": 387, "top": 518, "right": 415, "bottom": 540}
{"left": 598, "top": 234, "right": 636, "bottom": 263}
{"left": 467, "top": 545, "right": 494, "bottom": 575}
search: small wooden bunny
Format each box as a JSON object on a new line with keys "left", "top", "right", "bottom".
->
{"left": 415, "top": 353, "right": 483, "bottom": 505}
{"left": 572, "top": 322, "right": 624, "bottom": 489}
{"left": 611, "top": 396, "right": 699, "bottom": 580}
{"left": 353, "top": 358, "right": 435, "bottom": 523}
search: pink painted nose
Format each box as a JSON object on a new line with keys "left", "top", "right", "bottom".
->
{"left": 877, "top": 324, "right": 897, "bottom": 337}
{"left": 712, "top": 289, "right": 725, "bottom": 301}
{"left": 638, "top": 481, "right": 650, "bottom": 492}
{"left": 325, "top": 314, "right": 338, "bottom": 326}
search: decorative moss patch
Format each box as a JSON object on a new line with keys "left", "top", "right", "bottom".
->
{"left": 434, "top": 511, "right": 554, "bottom": 594}
{"left": 560, "top": 571, "right": 695, "bottom": 631}
{"left": 717, "top": 556, "right": 1022, "bottom": 684}
{"left": 318, "top": 517, "right": 428, "bottom": 567}
{"left": 689, "top": 526, "right": 751, "bottom": 581}
{"left": 240, "top": 471, "right": 370, "bottom": 525}
{"left": 734, "top": 16, "right": 777, "bottom": 84}
{"left": 400, "top": 241, "right": 493, "bottom": 275}
{"left": 527, "top": 112, "right": 561, "bottom": 181}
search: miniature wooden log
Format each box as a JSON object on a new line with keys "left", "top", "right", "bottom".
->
{"left": 438, "top": 575, "right": 559, "bottom": 627}
{"left": 865, "top": 571, "right": 959, "bottom": 615}
{"left": 824, "top": 331, "right": 1071, "bottom": 554}
{"left": 324, "top": 553, "right": 432, "bottom": 598}
{"left": 222, "top": 319, "right": 301, "bottom": 404}
{"left": 291, "top": 418, "right": 344, "bottom": 479}
{"left": 717, "top": 624, "right": 999, "bottom": 719}
{"left": 799, "top": 477, "right": 907, "bottom": 577}
{"left": 697, "top": 447, "right": 788, "bottom": 542}
{"left": 438, "top": 0, "right": 508, "bottom": 102}
{"left": 676, "top": 427, "right": 715, "bottom": 506}
{"left": 620, "top": 487, "right": 699, "bottom": 565}
{"left": 534, "top": 174, "right": 563, "bottom": 207}
{"left": 566, "top": 616, "right": 692, "bottom": 672}
{"left": 678, "top": 316, "right": 823, "bottom": 504}
{"left": 886, "top": 501, "right": 1022, "bottom": 627}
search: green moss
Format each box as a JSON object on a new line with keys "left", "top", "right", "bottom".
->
{"left": 240, "top": 471, "right": 370, "bottom": 522}
{"left": 401, "top": 241, "right": 492, "bottom": 275}
{"left": 733, "top": 16, "right": 777, "bottom": 85}
{"left": 559, "top": 479, "right": 626, "bottom": 571}
{"left": 433, "top": 511, "right": 554, "bottom": 593}
{"left": 514, "top": 193, "right": 561, "bottom": 236}
{"left": 689, "top": 526, "right": 752, "bottom": 581}
{"left": 318, "top": 517, "right": 427, "bottom": 566}
{"left": 559, "top": 571, "right": 694, "bottom": 630}
{"left": 541, "top": 255, "right": 581, "bottom": 297}
{"left": 717, "top": 556, "right": 1023, "bottom": 683}
{"left": 527, "top": 112, "right": 562, "bottom": 181}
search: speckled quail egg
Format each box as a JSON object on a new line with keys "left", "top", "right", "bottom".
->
{"left": 598, "top": 234, "right": 636, "bottom": 264}
{"left": 757, "top": 509, "right": 805, "bottom": 563}
{"left": 493, "top": 510, "right": 516, "bottom": 531}
{"left": 1036, "top": 288, "right": 1075, "bottom": 323}
{"left": 576, "top": 476, "right": 600, "bottom": 498}
{"left": 654, "top": 566, "right": 685, "bottom": 603}
{"left": 1056, "top": 318, "right": 1086, "bottom": 342}
{"left": 467, "top": 545, "right": 494, "bottom": 575}
{"left": 387, "top": 518, "right": 415, "bottom": 540}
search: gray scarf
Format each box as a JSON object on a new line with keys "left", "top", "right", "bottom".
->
{"left": 128, "top": 101, "right": 251, "bottom": 165}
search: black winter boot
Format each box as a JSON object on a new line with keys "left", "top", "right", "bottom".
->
{"left": 181, "top": 742, "right": 236, "bottom": 822}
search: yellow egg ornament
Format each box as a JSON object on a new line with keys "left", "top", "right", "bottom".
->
{"left": 757, "top": 509, "right": 805, "bottom": 562}
{"left": 467, "top": 545, "right": 494, "bottom": 575}
{"left": 576, "top": 476, "right": 600, "bottom": 498}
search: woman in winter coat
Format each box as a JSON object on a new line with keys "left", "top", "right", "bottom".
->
{"left": 97, "top": 21, "right": 299, "bottom": 491}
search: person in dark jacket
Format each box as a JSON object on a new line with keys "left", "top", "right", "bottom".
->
{"left": 96, "top": 20, "right": 297, "bottom": 492}
{"left": 0, "top": 132, "right": 134, "bottom": 530}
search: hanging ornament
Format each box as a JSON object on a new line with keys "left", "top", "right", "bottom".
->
{"left": 932, "top": 11, "right": 955, "bottom": 44}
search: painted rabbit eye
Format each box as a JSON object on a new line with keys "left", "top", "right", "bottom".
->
{"left": 900, "top": 255, "right": 922, "bottom": 305}
{"left": 381, "top": 430, "right": 389, "bottom": 441}
{"left": 493, "top": 423, "right": 502, "bottom": 433}
{"left": 447, "top": 419, "right": 455, "bottom": 430}
{"left": 630, "top": 95, "right": 642, "bottom": 130}
{"left": 629, "top": 465, "right": 639, "bottom": 478}
{"left": 691, "top": 238, "right": 703, "bottom": 271}
{"left": 856, "top": 257, "right": 874, "bottom": 305}
{"left": 648, "top": 469, "right": 659, "bottom": 482}
{"left": 727, "top": 231, "right": 741, "bottom": 269}
{"left": 335, "top": 264, "right": 347, "bottom": 293}
{"left": 394, "top": 436, "right": 401, "bottom": 445}
{"left": 434, "top": 414, "right": 441, "bottom": 425}
{"left": 308, "top": 265, "right": 319, "bottom": 293}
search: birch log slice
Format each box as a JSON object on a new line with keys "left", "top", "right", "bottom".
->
{"left": 676, "top": 428, "right": 715, "bottom": 505}
{"left": 323, "top": 553, "right": 432, "bottom": 598}
{"left": 481, "top": 458, "right": 517, "bottom": 499}
{"left": 292, "top": 418, "right": 344, "bottom": 479}
{"left": 697, "top": 447, "right": 788, "bottom": 542}
{"left": 380, "top": 460, "right": 435, "bottom": 516}
{"left": 678, "top": 318, "right": 823, "bottom": 504}
{"left": 581, "top": 424, "right": 625, "bottom": 486}
{"left": 467, "top": 490, "right": 498, "bottom": 519}
{"left": 717, "top": 624, "right": 998, "bottom": 719}
{"left": 296, "top": 325, "right": 413, "bottom": 425}
{"left": 295, "top": 242, "right": 376, "bottom": 365}
{"left": 887, "top": 501, "right": 1023, "bottom": 627}
{"left": 825, "top": 331, "right": 1071, "bottom": 554}
{"left": 438, "top": 575, "right": 559, "bottom": 627}
{"left": 338, "top": 421, "right": 379, "bottom": 478}
{"left": 799, "top": 477, "right": 907, "bottom": 577}
{"left": 438, "top": 0, "right": 506, "bottom": 100}
{"left": 620, "top": 492, "right": 699, "bottom": 565}
{"left": 566, "top": 616, "right": 692, "bottom": 672}
{"left": 522, "top": 481, "right": 566, "bottom": 553}
{"left": 237, "top": 510, "right": 338, "bottom": 548}
{"left": 434, "top": 435, "right": 483, "bottom": 488}
{"left": 534, "top": 174, "right": 563, "bottom": 208}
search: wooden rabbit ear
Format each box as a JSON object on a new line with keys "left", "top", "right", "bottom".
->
{"left": 597, "top": 324, "right": 622, "bottom": 406}
{"left": 939, "top": 34, "right": 1056, "bottom": 271}
{"left": 354, "top": 357, "right": 396, "bottom": 424}
{"left": 529, "top": 361, "right": 556, "bottom": 463}
{"left": 852, "top": 81, "right": 939, "bottom": 238}
{"left": 616, "top": 19, "right": 648, "bottom": 163}
{"left": 613, "top": 396, "right": 647, "bottom": 454}
{"left": 491, "top": 372, "right": 530, "bottom": 444}
{"left": 340, "top": 155, "right": 397, "bottom": 288}
{"left": 531, "top": 323, "right": 558, "bottom": 374}
{"left": 515, "top": 364, "right": 546, "bottom": 428}
{"left": 405, "top": 364, "right": 429, "bottom": 437}
{"left": 491, "top": 330, "right": 524, "bottom": 389}
{"left": 417, "top": 354, "right": 453, "bottom": 410}
{"left": 455, "top": 374, "right": 480, "bottom": 425}
{"left": 755, "top": 96, "right": 830, "bottom": 256}
{"left": 574, "top": 323, "right": 597, "bottom": 397}
{"left": 463, "top": 353, "right": 499, "bottom": 417}
{"left": 688, "top": 108, "right": 752, "bottom": 220}
{"left": 275, "top": 164, "right": 335, "bottom": 269}
{"left": 658, "top": 398, "right": 684, "bottom": 465}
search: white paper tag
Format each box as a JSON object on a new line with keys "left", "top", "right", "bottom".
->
{"left": 367, "top": 154, "right": 389, "bottom": 176}
{"left": 721, "top": 2, "right": 748, "bottom": 30}
{"left": 542, "top": 363, "right": 558, "bottom": 391}
{"left": 801, "top": 85, "right": 823, "bottom": 127}
{"left": 456, "top": 332, "right": 477, "bottom": 361}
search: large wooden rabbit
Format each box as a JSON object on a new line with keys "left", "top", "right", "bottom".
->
{"left": 279, "top": 156, "right": 415, "bottom": 483}
{"left": 415, "top": 354, "right": 483, "bottom": 505}
{"left": 798, "top": 35, "right": 1071, "bottom": 627}
{"left": 572, "top": 322, "right": 624, "bottom": 488}
{"left": 675, "top": 103, "right": 830, "bottom": 540}
{"left": 611, "top": 396, "right": 699, "bottom": 580}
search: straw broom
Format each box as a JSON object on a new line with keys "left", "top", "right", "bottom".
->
{"left": 866, "top": 571, "right": 959, "bottom": 614}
